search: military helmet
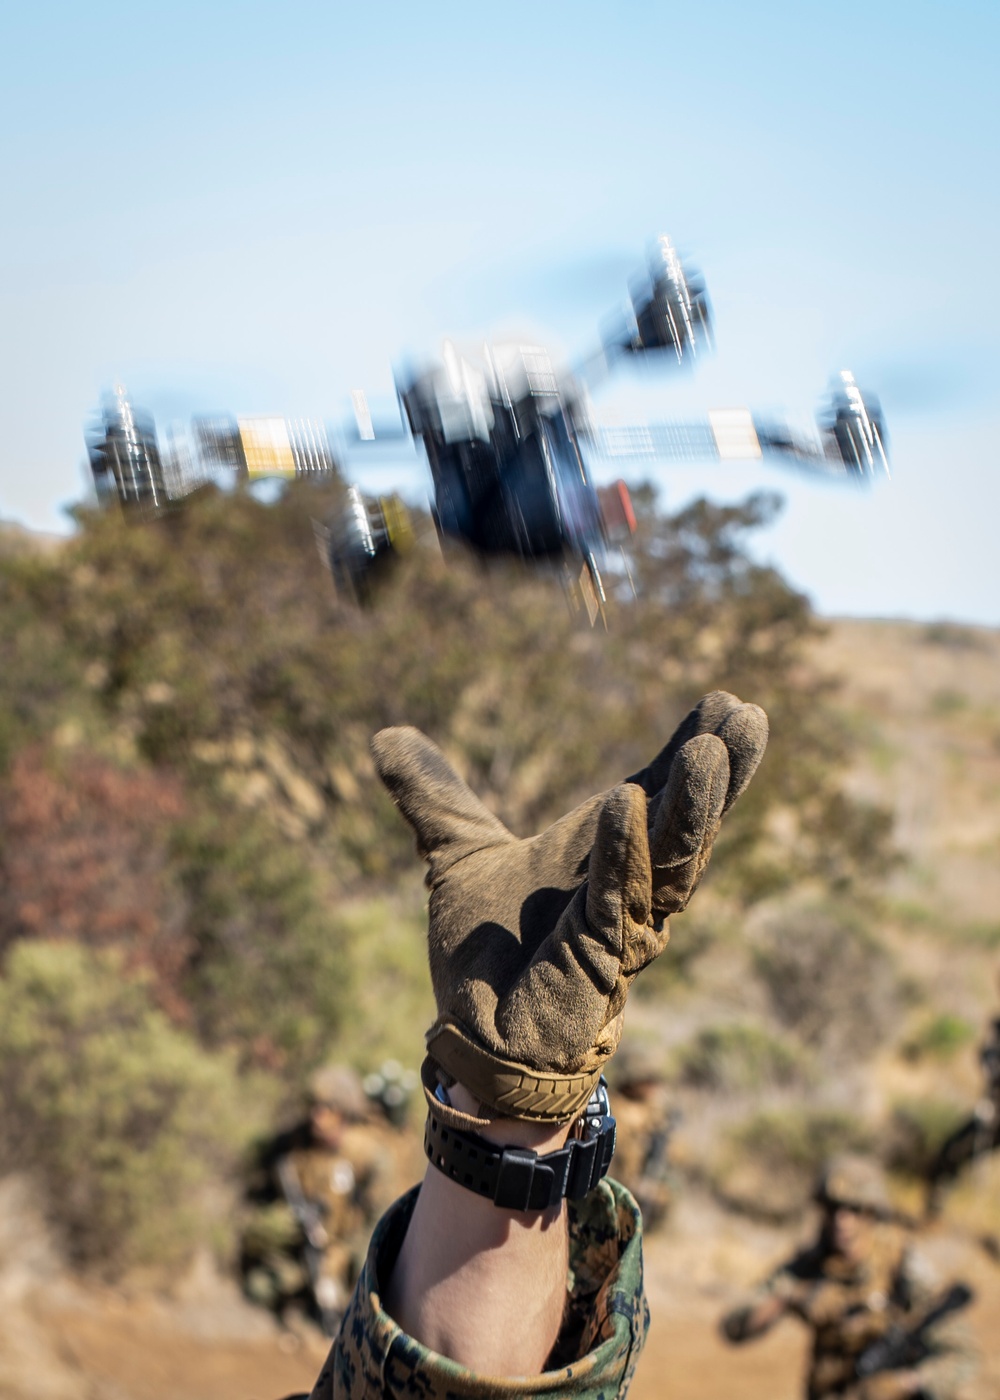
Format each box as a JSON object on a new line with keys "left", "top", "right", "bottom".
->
{"left": 307, "top": 1064, "right": 368, "bottom": 1120}
{"left": 814, "top": 1153, "right": 890, "bottom": 1217}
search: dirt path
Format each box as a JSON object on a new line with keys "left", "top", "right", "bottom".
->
{"left": 4, "top": 1191, "right": 995, "bottom": 1400}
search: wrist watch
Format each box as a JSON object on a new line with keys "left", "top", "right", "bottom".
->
{"left": 425, "top": 1077, "right": 617, "bottom": 1211}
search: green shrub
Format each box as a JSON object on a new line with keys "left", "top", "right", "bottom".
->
{"left": 731, "top": 1105, "right": 872, "bottom": 1179}
{"left": 884, "top": 1098, "right": 967, "bottom": 1178}
{"left": 337, "top": 887, "right": 436, "bottom": 1069}
{"left": 929, "top": 689, "right": 969, "bottom": 716}
{"left": 674, "top": 1021, "right": 809, "bottom": 1093}
{"left": 0, "top": 941, "right": 260, "bottom": 1273}
{"left": 952, "top": 921, "right": 1000, "bottom": 949}
{"left": 901, "top": 1012, "right": 976, "bottom": 1063}
{"left": 921, "top": 623, "right": 985, "bottom": 651}
{"left": 714, "top": 1105, "right": 873, "bottom": 1219}
{"left": 174, "top": 799, "right": 355, "bottom": 1076}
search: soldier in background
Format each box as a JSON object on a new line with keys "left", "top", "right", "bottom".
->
{"left": 608, "top": 1043, "right": 679, "bottom": 1231}
{"left": 241, "top": 1065, "right": 390, "bottom": 1335}
{"left": 720, "top": 1154, "right": 976, "bottom": 1399}
{"left": 926, "top": 1013, "right": 1000, "bottom": 1218}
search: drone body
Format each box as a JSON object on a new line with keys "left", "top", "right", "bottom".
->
{"left": 400, "top": 342, "right": 605, "bottom": 570}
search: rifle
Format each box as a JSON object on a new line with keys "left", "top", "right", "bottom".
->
{"left": 276, "top": 1156, "right": 342, "bottom": 1337}
{"left": 855, "top": 1283, "right": 973, "bottom": 1380}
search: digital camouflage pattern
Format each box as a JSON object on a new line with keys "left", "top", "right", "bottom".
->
{"left": 722, "top": 1222, "right": 976, "bottom": 1400}
{"left": 307, "top": 1178, "right": 648, "bottom": 1399}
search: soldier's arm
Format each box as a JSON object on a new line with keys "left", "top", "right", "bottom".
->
{"left": 305, "top": 699, "right": 766, "bottom": 1397}
{"left": 383, "top": 1083, "right": 573, "bottom": 1375}
{"left": 721, "top": 1254, "right": 837, "bottom": 1343}
{"left": 720, "top": 1269, "right": 798, "bottom": 1342}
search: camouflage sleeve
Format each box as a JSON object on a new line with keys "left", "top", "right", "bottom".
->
{"left": 719, "top": 1248, "right": 822, "bottom": 1344}
{"left": 307, "top": 1178, "right": 648, "bottom": 1400}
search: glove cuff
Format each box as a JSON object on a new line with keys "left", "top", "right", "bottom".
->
{"left": 424, "top": 1017, "right": 603, "bottom": 1124}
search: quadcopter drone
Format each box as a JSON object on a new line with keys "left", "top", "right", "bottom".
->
{"left": 85, "top": 236, "right": 888, "bottom": 613}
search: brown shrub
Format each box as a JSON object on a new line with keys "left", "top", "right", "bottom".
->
{"left": 0, "top": 748, "right": 191, "bottom": 1019}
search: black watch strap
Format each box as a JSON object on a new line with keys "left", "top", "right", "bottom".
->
{"left": 423, "top": 1085, "right": 616, "bottom": 1212}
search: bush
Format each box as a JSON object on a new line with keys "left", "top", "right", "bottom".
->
{"left": 674, "top": 1021, "right": 809, "bottom": 1093}
{"left": 949, "top": 921, "right": 1000, "bottom": 949}
{"left": 336, "top": 888, "right": 436, "bottom": 1069}
{"left": 884, "top": 1098, "right": 968, "bottom": 1178}
{"left": 714, "top": 1105, "right": 873, "bottom": 1220}
{"left": 929, "top": 689, "right": 969, "bottom": 717}
{"left": 173, "top": 799, "right": 356, "bottom": 1077}
{"left": 0, "top": 744, "right": 356, "bottom": 1081}
{"left": 0, "top": 941, "right": 259, "bottom": 1273}
{"left": 752, "top": 903, "right": 900, "bottom": 1059}
{"left": 901, "top": 1012, "right": 976, "bottom": 1064}
{"left": 921, "top": 623, "right": 986, "bottom": 651}
{"left": 0, "top": 747, "right": 190, "bottom": 1018}
{"left": 5, "top": 485, "right": 895, "bottom": 909}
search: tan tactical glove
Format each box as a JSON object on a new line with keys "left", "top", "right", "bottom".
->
{"left": 372, "top": 691, "right": 767, "bottom": 1123}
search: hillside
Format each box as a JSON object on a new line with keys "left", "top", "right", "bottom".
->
{"left": 820, "top": 618, "right": 1000, "bottom": 930}
{"left": 0, "top": 490, "right": 996, "bottom": 1398}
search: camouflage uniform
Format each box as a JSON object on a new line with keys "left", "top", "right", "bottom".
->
{"left": 306, "top": 1178, "right": 648, "bottom": 1399}
{"left": 242, "top": 1072, "right": 392, "bottom": 1326}
{"left": 721, "top": 1158, "right": 976, "bottom": 1400}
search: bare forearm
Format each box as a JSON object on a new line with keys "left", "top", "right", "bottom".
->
{"left": 383, "top": 1085, "right": 571, "bottom": 1375}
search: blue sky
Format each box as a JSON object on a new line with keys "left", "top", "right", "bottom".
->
{"left": 2, "top": 1, "right": 997, "bottom": 621}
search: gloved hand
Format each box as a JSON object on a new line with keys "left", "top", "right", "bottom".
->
{"left": 372, "top": 691, "right": 767, "bottom": 1122}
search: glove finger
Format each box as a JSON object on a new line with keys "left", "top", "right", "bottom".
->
{"left": 649, "top": 732, "right": 729, "bottom": 914}
{"left": 585, "top": 783, "right": 652, "bottom": 948}
{"left": 496, "top": 784, "right": 650, "bottom": 1069}
{"left": 370, "top": 727, "right": 511, "bottom": 870}
{"left": 716, "top": 702, "right": 768, "bottom": 814}
{"left": 627, "top": 691, "right": 744, "bottom": 796}
{"left": 590, "top": 783, "right": 667, "bottom": 985}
